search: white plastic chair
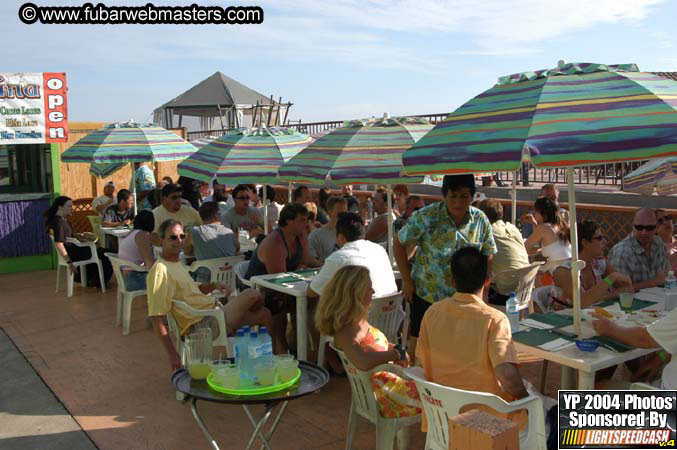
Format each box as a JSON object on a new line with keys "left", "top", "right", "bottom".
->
{"left": 332, "top": 344, "right": 421, "bottom": 450}
{"left": 234, "top": 260, "right": 252, "bottom": 288}
{"left": 51, "top": 236, "right": 106, "bottom": 297}
{"left": 630, "top": 382, "right": 659, "bottom": 390}
{"left": 87, "top": 215, "right": 104, "bottom": 248}
{"left": 493, "top": 262, "right": 544, "bottom": 315}
{"left": 167, "top": 300, "right": 233, "bottom": 365}
{"left": 105, "top": 253, "right": 148, "bottom": 335}
{"left": 188, "top": 255, "right": 244, "bottom": 294}
{"left": 318, "top": 291, "right": 406, "bottom": 368}
{"left": 404, "top": 366, "right": 546, "bottom": 450}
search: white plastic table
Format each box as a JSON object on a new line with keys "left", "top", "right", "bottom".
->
{"left": 514, "top": 288, "right": 665, "bottom": 390}
{"left": 101, "top": 227, "right": 132, "bottom": 239}
{"left": 249, "top": 272, "right": 312, "bottom": 361}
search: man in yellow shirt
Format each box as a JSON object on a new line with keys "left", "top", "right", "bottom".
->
{"left": 152, "top": 183, "right": 202, "bottom": 234}
{"left": 147, "top": 219, "right": 271, "bottom": 370}
{"left": 416, "top": 246, "right": 530, "bottom": 431}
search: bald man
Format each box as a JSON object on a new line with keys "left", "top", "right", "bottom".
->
{"left": 608, "top": 207, "right": 671, "bottom": 290}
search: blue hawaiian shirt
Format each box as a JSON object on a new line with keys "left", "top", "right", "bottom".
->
{"left": 398, "top": 202, "right": 497, "bottom": 303}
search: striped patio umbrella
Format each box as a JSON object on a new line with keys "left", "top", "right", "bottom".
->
{"left": 177, "top": 126, "right": 313, "bottom": 233}
{"left": 279, "top": 115, "right": 433, "bottom": 259}
{"left": 62, "top": 122, "right": 197, "bottom": 211}
{"left": 402, "top": 62, "right": 677, "bottom": 335}
{"left": 278, "top": 115, "right": 431, "bottom": 185}
{"left": 89, "top": 161, "right": 126, "bottom": 178}
{"left": 623, "top": 157, "right": 677, "bottom": 195}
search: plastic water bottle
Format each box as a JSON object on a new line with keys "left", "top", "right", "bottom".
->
{"left": 366, "top": 197, "right": 374, "bottom": 221}
{"left": 665, "top": 271, "right": 677, "bottom": 312}
{"left": 234, "top": 329, "right": 247, "bottom": 379}
{"left": 240, "top": 325, "right": 251, "bottom": 379}
{"left": 259, "top": 327, "right": 273, "bottom": 367}
{"left": 248, "top": 330, "right": 260, "bottom": 382}
{"left": 506, "top": 292, "right": 520, "bottom": 333}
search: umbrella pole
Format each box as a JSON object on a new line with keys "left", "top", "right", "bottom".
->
{"left": 130, "top": 162, "right": 137, "bottom": 215}
{"left": 263, "top": 186, "right": 268, "bottom": 235}
{"left": 288, "top": 182, "right": 293, "bottom": 203}
{"left": 387, "top": 184, "right": 394, "bottom": 264}
{"left": 567, "top": 168, "right": 584, "bottom": 335}
{"left": 511, "top": 171, "right": 517, "bottom": 225}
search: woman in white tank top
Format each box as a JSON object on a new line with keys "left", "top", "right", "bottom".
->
{"left": 524, "top": 196, "right": 571, "bottom": 265}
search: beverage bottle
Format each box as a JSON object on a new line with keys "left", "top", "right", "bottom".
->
{"left": 248, "top": 330, "right": 260, "bottom": 382}
{"left": 665, "top": 271, "right": 677, "bottom": 312}
{"left": 506, "top": 292, "right": 520, "bottom": 333}
{"left": 259, "top": 327, "right": 273, "bottom": 367}
{"left": 241, "top": 325, "right": 251, "bottom": 380}
{"left": 234, "top": 328, "right": 246, "bottom": 379}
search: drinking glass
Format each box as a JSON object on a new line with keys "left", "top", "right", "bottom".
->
{"left": 619, "top": 292, "right": 634, "bottom": 313}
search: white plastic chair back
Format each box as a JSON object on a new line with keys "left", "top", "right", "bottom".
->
{"left": 171, "top": 300, "right": 232, "bottom": 357}
{"left": 189, "top": 255, "right": 244, "bottom": 292}
{"left": 367, "top": 291, "right": 405, "bottom": 344}
{"left": 51, "top": 235, "right": 106, "bottom": 297}
{"left": 234, "top": 260, "right": 252, "bottom": 288}
{"left": 494, "top": 262, "right": 543, "bottom": 312}
{"left": 404, "top": 367, "right": 546, "bottom": 450}
{"left": 333, "top": 344, "right": 381, "bottom": 422}
{"left": 87, "top": 215, "right": 104, "bottom": 247}
{"left": 105, "top": 253, "right": 148, "bottom": 335}
{"left": 332, "top": 344, "right": 421, "bottom": 449}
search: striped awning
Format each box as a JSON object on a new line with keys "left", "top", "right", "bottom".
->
{"left": 403, "top": 62, "right": 677, "bottom": 176}
{"left": 278, "top": 116, "right": 432, "bottom": 185}
{"left": 623, "top": 157, "right": 677, "bottom": 195}
{"left": 62, "top": 122, "right": 197, "bottom": 163}
{"left": 177, "top": 127, "right": 312, "bottom": 184}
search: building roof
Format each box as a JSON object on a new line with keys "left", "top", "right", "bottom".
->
{"left": 154, "top": 72, "right": 272, "bottom": 116}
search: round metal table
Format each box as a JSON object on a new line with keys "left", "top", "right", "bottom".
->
{"left": 171, "top": 361, "right": 329, "bottom": 450}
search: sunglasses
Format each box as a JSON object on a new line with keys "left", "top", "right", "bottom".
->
{"left": 634, "top": 224, "right": 656, "bottom": 231}
{"left": 169, "top": 195, "right": 182, "bottom": 200}
{"left": 235, "top": 196, "right": 250, "bottom": 201}
{"left": 658, "top": 215, "right": 673, "bottom": 224}
{"left": 169, "top": 233, "right": 186, "bottom": 241}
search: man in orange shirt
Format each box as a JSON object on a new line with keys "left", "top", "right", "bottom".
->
{"left": 416, "top": 246, "right": 531, "bottom": 430}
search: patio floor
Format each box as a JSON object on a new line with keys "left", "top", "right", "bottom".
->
{"left": 0, "top": 269, "right": 561, "bottom": 449}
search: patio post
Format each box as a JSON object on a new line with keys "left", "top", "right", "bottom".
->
{"left": 386, "top": 184, "right": 394, "bottom": 264}
{"left": 511, "top": 171, "right": 517, "bottom": 225}
{"left": 567, "top": 168, "right": 584, "bottom": 335}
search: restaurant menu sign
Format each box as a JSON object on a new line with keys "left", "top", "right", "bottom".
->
{"left": 0, "top": 72, "right": 68, "bottom": 145}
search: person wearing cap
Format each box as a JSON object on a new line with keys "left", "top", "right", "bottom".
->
{"left": 393, "top": 174, "right": 497, "bottom": 352}
{"left": 92, "top": 181, "right": 116, "bottom": 215}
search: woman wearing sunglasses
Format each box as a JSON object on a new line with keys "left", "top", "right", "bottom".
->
{"left": 656, "top": 209, "right": 677, "bottom": 272}
{"left": 546, "top": 220, "right": 632, "bottom": 311}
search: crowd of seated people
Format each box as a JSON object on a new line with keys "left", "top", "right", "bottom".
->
{"left": 48, "top": 174, "right": 677, "bottom": 447}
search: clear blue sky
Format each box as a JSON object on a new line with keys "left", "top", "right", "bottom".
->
{"left": 3, "top": 0, "right": 676, "bottom": 125}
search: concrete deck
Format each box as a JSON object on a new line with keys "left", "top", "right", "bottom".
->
{"left": 0, "top": 269, "right": 560, "bottom": 449}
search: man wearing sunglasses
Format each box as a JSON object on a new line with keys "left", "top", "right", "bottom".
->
{"left": 147, "top": 219, "right": 272, "bottom": 371}
{"left": 393, "top": 195, "right": 425, "bottom": 233}
{"left": 608, "top": 207, "right": 671, "bottom": 289}
{"left": 221, "top": 184, "right": 264, "bottom": 238}
{"left": 151, "top": 183, "right": 202, "bottom": 235}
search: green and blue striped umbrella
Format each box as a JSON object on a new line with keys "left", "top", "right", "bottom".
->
{"left": 278, "top": 116, "right": 432, "bottom": 185}
{"left": 62, "top": 122, "right": 197, "bottom": 163}
{"left": 177, "top": 127, "right": 312, "bottom": 185}
{"left": 403, "top": 63, "right": 677, "bottom": 175}
{"left": 62, "top": 122, "right": 196, "bottom": 212}
{"left": 623, "top": 157, "right": 677, "bottom": 195}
